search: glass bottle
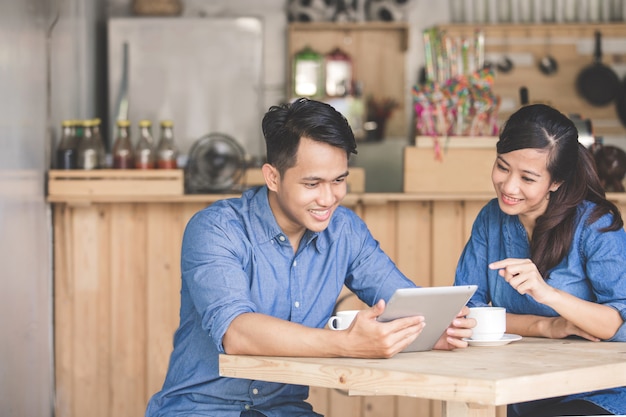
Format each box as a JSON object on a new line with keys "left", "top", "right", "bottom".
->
{"left": 91, "top": 118, "right": 107, "bottom": 168}
{"left": 497, "top": 0, "right": 513, "bottom": 22}
{"left": 156, "top": 120, "right": 179, "bottom": 169}
{"left": 449, "top": 0, "right": 467, "bottom": 22}
{"left": 56, "top": 120, "right": 78, "bottom": 169}
{"left": 517, "top": 0, "right": 535, "bottom": 22}
{"left": 112, "top": 119, "right": 134, "bottom": 169}
{"left": 77, "top": 119, "right": 99, "bottom": 170}
{"left": 135, "top": 119, "right": 155, "bottom": 169}
{"left": 562, "top": 0, "right": 581, "bottom": 22}
{"left": 472, "top": 0, "right": 490, "bottom": 23}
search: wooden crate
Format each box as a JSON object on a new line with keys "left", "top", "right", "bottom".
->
{"left": 48, "top": 169, "right": 184, "bottom": 197}
{"left": 404, "top": 136, "right": 498, "bottom": 194}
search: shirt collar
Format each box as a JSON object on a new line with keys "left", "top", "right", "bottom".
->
{"left": 246, "top": 186, "right": 325, "bottom": 252}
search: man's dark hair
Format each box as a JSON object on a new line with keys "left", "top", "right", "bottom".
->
{"left": 261, "top": 98, "right": 357, "bottom": 175}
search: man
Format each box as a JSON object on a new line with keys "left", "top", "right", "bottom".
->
{"left": 146, "top": 98, "right": 474, "bottom": 417}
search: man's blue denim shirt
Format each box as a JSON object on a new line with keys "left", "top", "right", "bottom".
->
{"left": 145, "top": 186, "right": 415, "bottom": 417}
{"left": 455, "top": 198, "right": 626, "bottom": 416}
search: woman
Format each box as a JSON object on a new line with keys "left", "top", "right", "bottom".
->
{"left": 454, "top": 104, "right": 626, "bottom": 417}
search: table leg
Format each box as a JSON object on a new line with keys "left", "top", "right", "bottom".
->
{"left": 442, "top": 401, "right": 496, "bottom": 417}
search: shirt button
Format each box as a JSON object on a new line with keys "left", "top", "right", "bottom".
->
{"left": 294, "top": 301, "right": 300, "bottom": 308}
{"left": 293, "top": 260, "right": 297, "bottom": 267}
{"left": 245, "top": 404, "right": 251, "bottom": 410}
{"left": 252, "top": 388, "right": 259, "bottom": 395}
{"left": 279, "top": 235, "right": 286, "bottom": 242}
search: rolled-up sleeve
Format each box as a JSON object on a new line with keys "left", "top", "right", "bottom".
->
{"left": 181, "top": 209, "right": 258, "bottom": 353}
{"left": 583, "top": 216, "right": 626, "bottom": 342}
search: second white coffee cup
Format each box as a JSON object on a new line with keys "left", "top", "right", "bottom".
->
{"left": 467, "top": 306, "right": 506, "bottom": 341}
{"left": 327, "top": 310, "right": 359, "bottom": 330}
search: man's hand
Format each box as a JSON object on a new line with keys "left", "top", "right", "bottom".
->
{"left": 340, "top": 299, "right": 426, "bottom": 358}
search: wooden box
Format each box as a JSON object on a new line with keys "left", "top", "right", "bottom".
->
{"left": 48, "top": 169, "right": 184, "bottom": 197}
{"left": 404, "top": 137, "right": 498, "bottom": 194}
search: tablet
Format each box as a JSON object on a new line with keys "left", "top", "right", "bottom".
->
{"left": 377, "top": 285, "right": 477, "bottom": 352}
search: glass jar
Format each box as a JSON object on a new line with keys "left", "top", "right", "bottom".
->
{"left": 135, "top": 120, "right": 155, "bottom": 169}
{"left": 112, "top": 119, "right": 134, "bottom": 169}
{"left": 325, "top": 48, "right": 353, "bottom": 97}
{"left": 156, "top": 120, "right": 179, "bottom": 169}
{"left": 293, "top": 45, "right": 324, "bottom": 98}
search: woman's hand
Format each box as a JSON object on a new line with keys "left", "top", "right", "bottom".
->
{"left": 433, "top": 306, "right": 476, "bottom": 350}
{"left": 490, "top": 258, "right": 620, "bottom": 340}
{"left": 489, "top": 258, "right": 558, "bottom": 304}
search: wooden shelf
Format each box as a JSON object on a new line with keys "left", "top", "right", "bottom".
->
{"left": 434, "top": 23, "right": 626, "bottom": 137}
{"left": 287, "top": 22, "right": 409, "bottom": 138}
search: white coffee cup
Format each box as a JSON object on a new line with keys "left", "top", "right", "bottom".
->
{"left": 467, "top": 306, "right": 506, "bottom": 341}
{"left": 327, "top": 310, "right": 359, "bottom": 330}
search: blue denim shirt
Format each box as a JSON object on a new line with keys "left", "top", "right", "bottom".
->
{"left": 145, "top": 186, "right": 415, "bottom": 417}
{"left": 454, "top": 198, "right": 626, "bottom": 415}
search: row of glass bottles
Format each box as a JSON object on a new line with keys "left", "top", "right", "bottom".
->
{"left": 56, "top": 119, "right": 106, "bottom": 170}
{"left": 55, "top": 119, "right": 179, "bottom": 170}
{"left": 112, "top": 119, "right": 179, "bottom": 170}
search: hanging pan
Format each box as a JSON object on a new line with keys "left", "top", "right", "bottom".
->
{"left": 576, "top": 31, "right": 620, "bottom": 107}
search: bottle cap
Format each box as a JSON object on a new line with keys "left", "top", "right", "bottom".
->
{"left": 160, "top": 120, "right": 173, "bottom": 128}
{"left": 139, "top": 120, "right": 152, "bottom": 128}
{"left": 116, "top": 119, "right": 131, "bottom": 127}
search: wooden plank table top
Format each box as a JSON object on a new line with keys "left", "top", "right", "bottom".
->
{"left": 220, "top": 337, "right": 626, "bottom": 417}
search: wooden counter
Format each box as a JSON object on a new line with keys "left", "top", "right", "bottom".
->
{"left": 50, "top": 190, "right": 626, "bottom": 417}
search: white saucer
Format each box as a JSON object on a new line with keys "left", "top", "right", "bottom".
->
{"left": 464, "top": 333, "right": 522, "bottom": 347}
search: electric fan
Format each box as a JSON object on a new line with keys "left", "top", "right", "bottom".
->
{"left": 185, "top": 133, "right": 247, "bottom": 193}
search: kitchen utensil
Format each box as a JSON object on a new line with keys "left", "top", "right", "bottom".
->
{"left": 576, "top": 31, "right": 620, "bottom": 106}
{"left": 497, "top": 32, "right": 513, "bottom": 74}
{"left": 538, "top": 33, "right": 558, "bottom": 76}
{"left": 519, "top": 86, "right": 529, "bottom": 106}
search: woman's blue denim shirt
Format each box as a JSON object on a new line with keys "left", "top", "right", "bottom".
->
{"left": 145, "top": 186, "right": 415, "bottom": 417}
{"left": 455, "top": 198, "right": 626, "bottom": 415}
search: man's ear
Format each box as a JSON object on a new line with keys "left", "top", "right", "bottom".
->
{"left": 262, "top": 163, "right": 280, "bottom": 192}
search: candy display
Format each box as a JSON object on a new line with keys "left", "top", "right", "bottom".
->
{"left": 413, "top": 28, "right": 500, "bottom": 139}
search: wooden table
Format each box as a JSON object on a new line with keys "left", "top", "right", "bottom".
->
{"left": 220, "top": 337, "right": 626, "bottom": 417}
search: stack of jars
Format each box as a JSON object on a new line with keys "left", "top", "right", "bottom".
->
{"left": 55, "top": 119, "right": 179, "bottom": 170}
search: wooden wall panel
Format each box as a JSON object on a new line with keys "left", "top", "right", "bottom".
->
{"left": 145, "top": 204, "right": 185, "bottom": 399}
{"left": 55, "top": 196, "right": 626, "bottom": 417}
{"left": 110, "top": 203, "right": 147, "bottom": 416}
{"left": 431, "top": 201, "right": 465, "bottom": 286}
{"left": 396, "top": 202, "right": 432, "bottom": 287}
{"left": 54, "top": 206, "right": 73, "bottom": 417}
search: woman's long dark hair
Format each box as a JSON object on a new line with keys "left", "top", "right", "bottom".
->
{"left": 497, "top": 104, "right": 623, "bottom": 277}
